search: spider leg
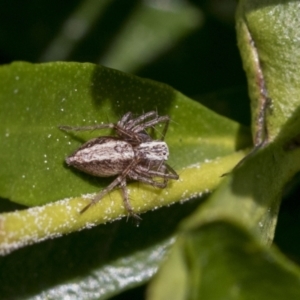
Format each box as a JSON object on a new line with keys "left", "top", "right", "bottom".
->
{"left": 117, "top": 112, "right": 133, "bottom": 128}
{"left": 135, "top": 164, "right": 179, "bottom": 180}
{"left": 128, "top": 170, "right": 168, "bottom": 188}
{"left": 119, "top": 179, "right": 131, "bottom": 214}
{"left": 132, "top": 115, "right": 170, "bottom": 141}
{"left": 138, "top": 161, "right": 179, "bottom": 179}
{"left": 165, "top": 163, "right": 180, "bottom": 179}
{"left": 115, "top": 126, "right": 141, "bottom": 141}
{"left": 125, "top": 111, "right": 158, "bottom": 130}
{"left": 133, "top": 168, "right": 171, "bottom": 187}
{"left": 80, "top": 174, "right": 124, "bottom": 214}
{"left": 120, "top": 179, "right": 141, "bottom": 221}
{"left": 80, "top": 158, "right": 141, "bottom": 214}
{"left": 59, "top": 123, "right": 114, "bottom": 132}
{"left": 60, "top": 112, "right": 133, "bottom": 134}
{"left": 116, "top": 112, "right": 171, "bottom": 142}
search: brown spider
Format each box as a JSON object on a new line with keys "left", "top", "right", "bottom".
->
{"left": 59, "top": 111, "right": 179, "bottom": 218}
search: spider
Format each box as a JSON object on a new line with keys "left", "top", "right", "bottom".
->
{"left": 59, "top": 111, "right": 179, "bottom": 219}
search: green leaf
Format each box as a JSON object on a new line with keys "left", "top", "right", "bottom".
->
{"left": 147, "top": 1, "right": 300, "bottom": 299}
{"left": 148, "top": 221, "right": 300, "bottom": 300}
{"left": 148, "top": 140, "right": 300, "bottom": 299}
{"left": 0, "top": 61, "right": 249, "bottom": 207}
{"left": 236, "top": 1, "right": 300, "bottom": 145}
{"left": 0, "top": 61, "right": 251, "bottom": 255}
{"left": 0, "top": 2, "right": 256, "bottom": 300}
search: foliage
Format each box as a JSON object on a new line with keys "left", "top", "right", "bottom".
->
{"left": 1, "top": 1, "right": 300, "bottom": 299}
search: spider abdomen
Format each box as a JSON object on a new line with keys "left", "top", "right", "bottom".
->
{"left": 66, "top": 137, "right": 134, "bottom": 177}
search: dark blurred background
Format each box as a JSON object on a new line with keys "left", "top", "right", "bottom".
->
{"left": 0, "top": 0, "right": 250, "bottom": 124}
